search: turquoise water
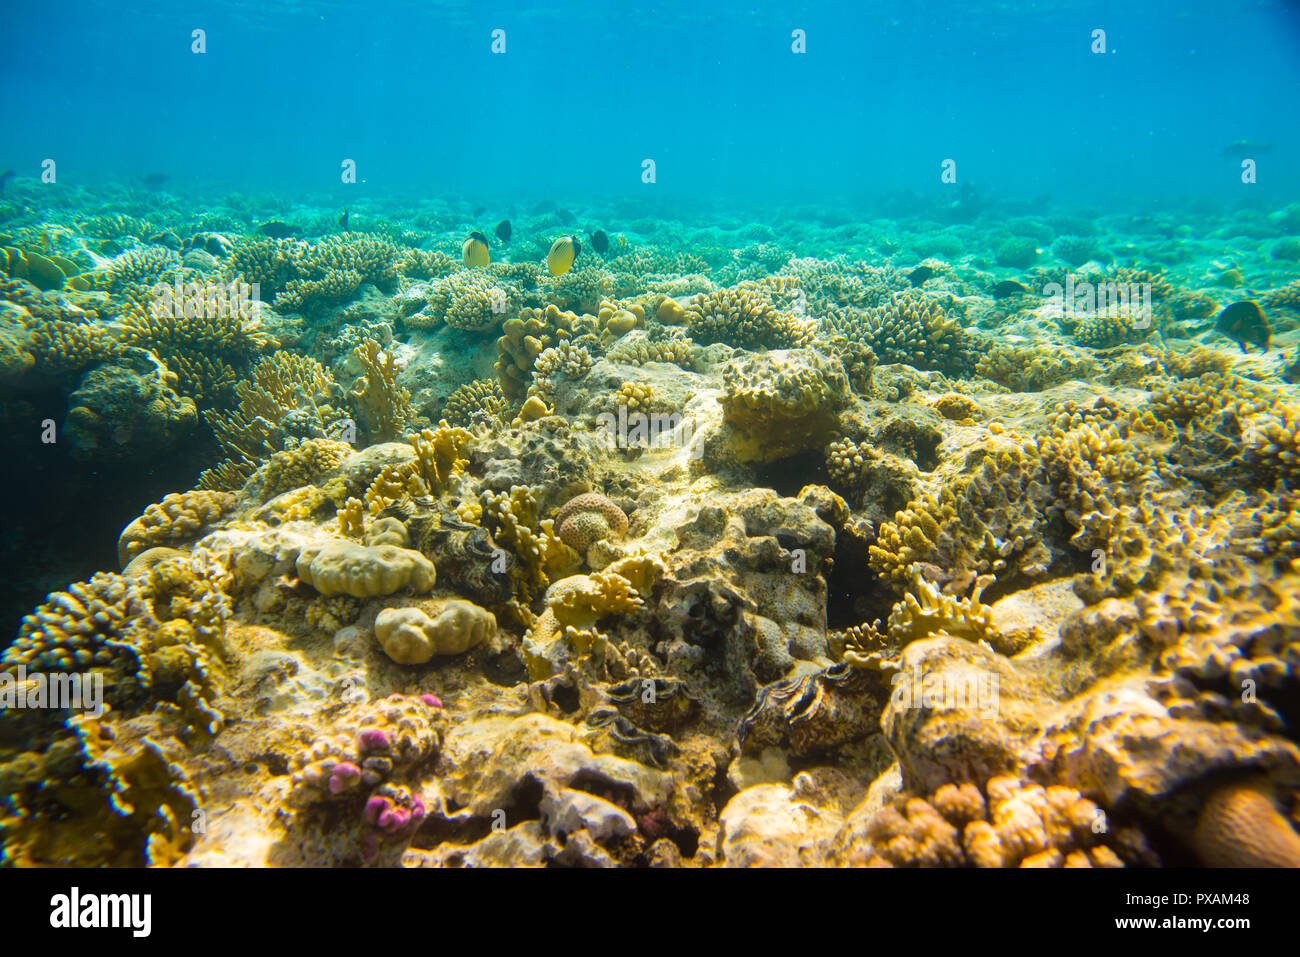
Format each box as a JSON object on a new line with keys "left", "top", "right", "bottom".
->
{"left": 5, "top": 0, "right": 1298, "bottom": 203}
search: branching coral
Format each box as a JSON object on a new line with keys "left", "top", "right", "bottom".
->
{"left": 0, "top": 716, "right": 201, "bottom": 866}
{"left": 349, "top": 338, "right": 410, "bottom": 442}
{"left": 118, "top": 490, "right": 238, "bottom": 566}
{"left": 199, "top": 352, "right": 345, "bottom": 490}
{"left": 413, "top": 271, "right": 521, "bottom": 331}
{"left": 494, "top": 304, "right": 583, "bottom": 400}
{"left": 687, "top": 279, "right": 805, "bottom": 350}
{"left": 825, "top": 293, "right": 979, "bottom": 376}
{"left": 442, "top": 378, "right": 509, "bottom": 428}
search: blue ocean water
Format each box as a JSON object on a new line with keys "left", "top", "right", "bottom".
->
{"left": 4, "top": 0, "right": 1298, "bottom": 209}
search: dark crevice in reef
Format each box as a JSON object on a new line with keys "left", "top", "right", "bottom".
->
{"left": 826, "top": 521, "right": 891, "bottom": 630}
{"left": 752, "top": 450, "right": 828, "bottom": 498}
{"left": 0, "top": 394, "right": 216, "bottom": 641}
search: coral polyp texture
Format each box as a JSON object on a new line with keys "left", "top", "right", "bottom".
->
{"left": 3, "top": 178, "right": 1300, "bottom": 873}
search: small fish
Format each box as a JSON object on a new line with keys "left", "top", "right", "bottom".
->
{"left": 1219, "top": 140, "right": 1272, "bottom": 158}
{"left": 463, "top": 231, "right": 490, "bottom": 267}
{"left": 473, "top": 205, "right": 487, "bottom": 218}
{"left": 556, "top": 208, "right": 576, "bottom": 226}
{"left": 590, "top": 230, "right": 609, "bottom": 254}
{"left": 546, "top": 235, "right": 580, "bottom": 276}
{"left": 0, "top": 170, "right": 14, "bottom": 194}
{"left": 495, "top": 219, "right": 512, "bottom": 243}
{"left": 141, "top": 172, "right": 170, "bottom": 188}
{"left": 256, "top": 221, "right": 301, "bottom": 238}
{"left": 339, "top": 209, "right": 349, "bottom": 230}
{"left": 908, "top": 264, "right": 936, "bottom": 286}
{"left": 1216, "top": 300, "right": 1272, "bottom": 352}
{"left": 992, "top": 279, "right": 1030, "bottom": 298}
{"left": 618, "top": 234, "right": 626, "bottom": 247}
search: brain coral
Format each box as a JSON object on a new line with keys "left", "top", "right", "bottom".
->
{"left": 554, "top": 492, "right": 630, "bottom": 552}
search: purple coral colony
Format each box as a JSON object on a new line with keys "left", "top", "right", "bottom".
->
{"left": 1, "top": 0, "right": 1300, "bottom": 873}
